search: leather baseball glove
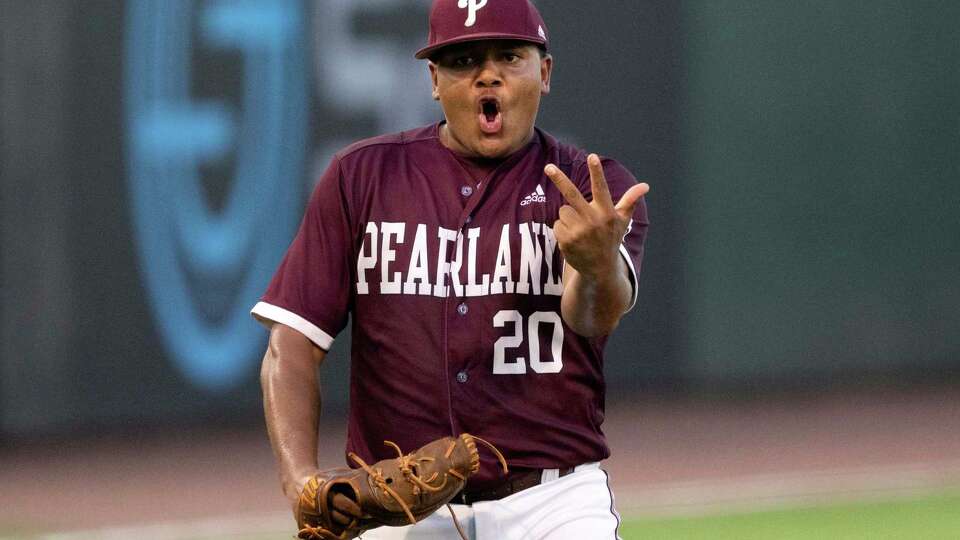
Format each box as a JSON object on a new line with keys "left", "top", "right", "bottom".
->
{"left": 296, "top": 433, "right": 507, "bottom": 540}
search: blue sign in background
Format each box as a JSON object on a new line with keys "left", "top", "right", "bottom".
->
{"left": 125, "top": 0, "right": 307, "bottom": 391}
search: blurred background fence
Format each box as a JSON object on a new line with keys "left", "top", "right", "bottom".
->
{"left": 1, "top": 0, "right": 957, "bottom": 440}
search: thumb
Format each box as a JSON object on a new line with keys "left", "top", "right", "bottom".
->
{"left": 615, "top": 182, "right": 649, "bottom": 219}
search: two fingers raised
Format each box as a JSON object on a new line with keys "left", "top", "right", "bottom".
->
{"left": 544, "top": 154, "right": 648, "bottom": 220}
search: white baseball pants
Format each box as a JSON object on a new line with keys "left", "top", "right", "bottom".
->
{"left": 358, "top": 463, "right": 622, "bottom": 540}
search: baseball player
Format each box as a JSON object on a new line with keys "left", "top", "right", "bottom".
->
{"left": 253, "top": 1, "right": 649, "bottom": 539}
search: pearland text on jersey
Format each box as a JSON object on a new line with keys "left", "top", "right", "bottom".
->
{"left": 356, "top": 221, "right": 563, "bottom": 298}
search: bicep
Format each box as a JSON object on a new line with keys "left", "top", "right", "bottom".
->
{"left": 264, "top": 323, "right": 327, "bottom": 373}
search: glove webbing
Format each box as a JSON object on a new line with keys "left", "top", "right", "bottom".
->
{"left": 444, "top": 437, "right": 509, "bottom": 540}
{"left": 351, "top": 436, "right": 507, "bottom": 540}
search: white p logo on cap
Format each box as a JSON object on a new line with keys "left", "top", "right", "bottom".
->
{"left": 458, "top": 0, "right": 488, "bottom": 27}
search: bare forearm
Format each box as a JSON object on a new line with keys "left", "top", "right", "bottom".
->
{"left": 560, "top": 258, "right": 632, "bottom": 337}
{"left": 260, "top": 325, "right": 326, "bottom": 504}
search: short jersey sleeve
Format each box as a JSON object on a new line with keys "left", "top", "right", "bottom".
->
{"left": 251, "top": 158, "right": 354, "bottom": 350}
{"left": 573, "top": 157, "right": 649, "bottom": 311}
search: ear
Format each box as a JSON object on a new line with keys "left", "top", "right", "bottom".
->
{"left": 540, "top": 53, "right": 553, "bottom": 95}
{"left": 429, "top": 62, "right": 440, "bottom": 101}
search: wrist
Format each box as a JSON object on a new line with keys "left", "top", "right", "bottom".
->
{"left": 574, "top": 253, "right": 623, "bottom": 284}
{"left": 282, "top": 479, "right": 302, "bottom": 504}
{"left": 283, "top": 468, "right": 320, "bottom": 502}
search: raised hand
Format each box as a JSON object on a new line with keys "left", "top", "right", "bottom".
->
{"left": 544, "top": 154, "right": 649, "bottom": 281}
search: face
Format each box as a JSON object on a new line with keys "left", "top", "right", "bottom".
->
{"left": 429, "top": 40, "right": 552, "bottom": 160}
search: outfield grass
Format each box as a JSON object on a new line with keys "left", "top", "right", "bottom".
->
{"left": 619, "top": 491, "right": 960, "bottom": 539}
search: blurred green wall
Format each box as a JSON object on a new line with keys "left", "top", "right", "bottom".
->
{"left": 2, "top": 1, "right": 958, "bottom": 436}
{"left": 682, "top": 1, "right": 960, "bottom": 384}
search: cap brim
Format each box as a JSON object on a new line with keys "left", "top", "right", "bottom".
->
{"left": 415, "top": 33, "right": 547, "bottom": 59}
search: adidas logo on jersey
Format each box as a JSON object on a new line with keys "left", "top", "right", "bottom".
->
{"left": 520, "top": 185, "right": 546, "bottom": 206}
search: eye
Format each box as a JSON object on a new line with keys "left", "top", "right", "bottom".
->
{"left": 503, "top": 52, "right": 520, "bottom": 63}
{"left": 453, "top": 56, "right": 475, "bottom": 67}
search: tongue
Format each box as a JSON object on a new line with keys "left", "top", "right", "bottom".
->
{"left": 479, "top": 112, "right": 502, "bottom": 134}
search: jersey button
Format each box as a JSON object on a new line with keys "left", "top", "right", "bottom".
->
{"left": 457, "top": 302, "right": 468, "bottom": 315}
{"left": 464, "top": 215, "right": 472, "bottom": 224}
{"left": 460, "top": 185, "right": 473, "bottom": 197}
{"left": 456, "top": 371, "right": 468, "bottom": 383}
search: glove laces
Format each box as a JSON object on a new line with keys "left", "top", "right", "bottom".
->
{"left": 302, "top": 434, "right": 508, "bottom": 540}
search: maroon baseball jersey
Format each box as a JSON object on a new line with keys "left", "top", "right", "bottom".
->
{"left": 252, "top": 123, "right": 648, "bottom": 489}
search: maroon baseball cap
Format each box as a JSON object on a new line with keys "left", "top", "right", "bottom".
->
{"left": 415, "top": 0, "right": 549, "bottom": 60}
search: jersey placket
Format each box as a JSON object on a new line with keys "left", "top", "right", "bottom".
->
{"left": 442, "top": 164, "right": 496, "bottom": 435}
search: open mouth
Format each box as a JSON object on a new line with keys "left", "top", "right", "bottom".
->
{"left": 478, "top": 97, "right": 503, "bottom": 134}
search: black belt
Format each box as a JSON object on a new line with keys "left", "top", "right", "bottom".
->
{"left": 458, "top": 467, "right": 576, "bottom": 505}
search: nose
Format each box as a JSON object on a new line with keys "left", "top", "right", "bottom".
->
{"left": 475, "top": 57, "right": 502, "bottom": 88}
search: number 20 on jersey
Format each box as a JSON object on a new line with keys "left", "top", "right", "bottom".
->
{"left": 492, "top": 310, "right": 564, "bottom": 374}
